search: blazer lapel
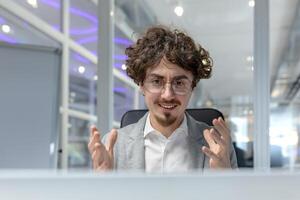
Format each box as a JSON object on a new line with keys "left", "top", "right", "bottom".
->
{"left": 186, "top": 113, "right": 208, "bottom": 168}
{"left": 126, "top": 113, "right": 148, "bottom": 170}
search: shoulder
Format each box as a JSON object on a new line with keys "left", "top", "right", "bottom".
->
{"left": 102, "top": 123, "right": 138, "bottom": 142}
{"left": 110, "top": 113, "right": 148, "bottom": 144}
{"left": 186, "top": 112, "right": 210, "bottom": 131}
{"left": 117, "top": 123, "right": 139, "bottom": 136}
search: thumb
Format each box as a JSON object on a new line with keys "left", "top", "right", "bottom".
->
{"left": 106, "top": 129, "right": 118, "bottom": 158}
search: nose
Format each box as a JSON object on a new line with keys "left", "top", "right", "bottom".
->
{"left": 161, "top": 83, "right": 175, "bottom": 100}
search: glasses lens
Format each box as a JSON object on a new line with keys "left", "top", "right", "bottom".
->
{"left": 171, "top": 79, "right": 191, "bottom": 95}
{"left": 144, "top": 77, "right": 192, "bottom": 95}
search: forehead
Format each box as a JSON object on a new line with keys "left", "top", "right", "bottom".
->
{"left": 146, "top": 58, "right": 193, "bottom": 79}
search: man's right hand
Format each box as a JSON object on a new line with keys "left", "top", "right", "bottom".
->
{"left": 88, "top": 126, "right": 118, "bottom": 171}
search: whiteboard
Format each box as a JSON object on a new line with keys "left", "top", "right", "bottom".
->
{"left": 0, "top": 43, "right": 60, "bottom": 168}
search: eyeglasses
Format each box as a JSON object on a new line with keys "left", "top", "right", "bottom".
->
{"left": 143, "top": 76, "right": 193, "bottom": 95}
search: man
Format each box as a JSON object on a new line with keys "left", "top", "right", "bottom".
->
{"left": 88, "top": 26, "right": 237, "bottom": 172}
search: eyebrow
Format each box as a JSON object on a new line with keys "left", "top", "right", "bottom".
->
{"left": 148, "top": 74, "right": 190, "bottom": 80}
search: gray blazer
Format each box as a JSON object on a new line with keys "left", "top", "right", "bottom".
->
{"left": 103, "top": 112, "right": 238, "bottom": 171}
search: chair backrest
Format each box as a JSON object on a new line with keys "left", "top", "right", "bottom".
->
{"left": 120, "top": 108, "right": 224, "bottom": 128}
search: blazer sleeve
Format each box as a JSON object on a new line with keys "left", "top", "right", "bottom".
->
{"left": 230, "top": 143, "right": 238, "bottom": 169}
{"left": 101, "top": 131, "right": 119, "bottom": 169}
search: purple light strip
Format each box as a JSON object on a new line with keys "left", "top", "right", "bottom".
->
{"left": 71, "top": 26, "right": 97, "bottom": 35}
{"left": 114, "top": 87, "right": 127, "bottom": 94}
{"left": 0, "top": 33, "right": 17, "bottom": 44}
{"left": 69, "top": 5, "right": 98, "bottom": 35}
{"left": 77, "top": 35, "right": 133, "bottom": 48}
{"left": 91, "top": 50, "right": 97, "bottom": 56}
{"left": 114, "top": 63, "right": 123, "bottom": 68}
{"left": 70, "top": 7, "right": 97, "bottom": 23}
{"left": 41, "top": 0, "right": 97, "bottom": 35}
{"left": 77, "top": 35, "right": 97, "bottom": 44}
{"left": 73, "top": 53, "right": 91, "bottom": 64}
{"left": 0, "top": 17, "right": 6, "bottom": 24}
{"left": 52, "top": 24, "right": 60, "bottom": 31}
{"left": 114, "top": 55, "right": 127, "bottom": 61}
{"left": 114, "top": 37, "right": 133, "bottom": 46}
{"left": 40, "top": 0, "right": 59, "bottom": 8}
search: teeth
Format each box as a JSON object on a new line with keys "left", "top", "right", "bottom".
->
{"left": 160, "top": 104, "right": 176, "bottom": 109}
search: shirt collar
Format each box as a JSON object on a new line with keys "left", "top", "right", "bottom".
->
{"left": 143, "top": 113, "right": 188, "bottom": 138}
{"left": 144, "top": 113, "right": 155, "bottom": 138}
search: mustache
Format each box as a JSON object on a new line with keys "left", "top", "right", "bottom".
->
{"left": 155, "top": 100, "right": 181, "bottom": 105}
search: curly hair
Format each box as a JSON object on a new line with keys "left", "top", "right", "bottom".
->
{"left": 125, "top": 25, "right": 213, "bottom": 88}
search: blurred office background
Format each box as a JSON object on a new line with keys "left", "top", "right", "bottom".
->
{"left": 0, "top": 0, "right": 299, "bottom": 170}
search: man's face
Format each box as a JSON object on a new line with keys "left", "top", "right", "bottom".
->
{"left": 140, "top": 58, "right": 194, "bottom": 127}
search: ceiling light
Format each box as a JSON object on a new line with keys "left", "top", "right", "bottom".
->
{"left": 271, "top": 90, "right": 281, "bottom": 98}
{"left": 1, "top": 24, "right": 10, "bottom": 33}
{"left": 248, "top": 0, "right": 255, "bottom": 7}
{"left": 93, "top": 75, "right": 98, "bottom": 81}
{"left": 174, "top": 6, "right": 184, "bottom": 17}
{"left": 246, "top": 56, "right": 254, "bottom": 62}
{"left": 121, "top": 64, "right": 127, "bottom": 70}
{"left": 27, "top": 0, "right": 38, "bottom": 8}
{"left": 78, "top": 65, "right": 85, "bottom": 74}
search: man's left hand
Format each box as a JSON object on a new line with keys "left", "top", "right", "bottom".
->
{"left": 202, "top": 117, "right": 232, "bottom": 169}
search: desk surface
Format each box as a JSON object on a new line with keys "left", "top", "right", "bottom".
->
{"left": 0, "top": 170, "right": 299, "bottom": 200}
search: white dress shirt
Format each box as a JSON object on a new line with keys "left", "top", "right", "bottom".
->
{"left": 144, "top": 114, "right": 194, "bottom": 173}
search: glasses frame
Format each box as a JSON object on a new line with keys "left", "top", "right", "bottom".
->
{"left": 143, "top": 76, "right": 193, "bottom": 96}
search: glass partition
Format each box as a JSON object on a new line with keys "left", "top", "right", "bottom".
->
{"left": 70, "top": 0, "right": 97, "bottom": 55}
{"left": 270, "top": 0, "right": 300, "bottom": 169}
{"left": 113, "top": 77, "right": 135, "bottom": 122}
{"left": 68, "top": 116, "right": 92, "bottom": 169}
{"left": 69, "top": 50, "right": 97, "bottom": 115}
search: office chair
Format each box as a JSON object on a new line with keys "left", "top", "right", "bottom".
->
{"left": 120, "top": 108, "right": 224, "bottom": 128}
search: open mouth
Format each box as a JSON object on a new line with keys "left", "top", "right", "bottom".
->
{"left": 158, "top": 103, "right": 178, "bottom": 110}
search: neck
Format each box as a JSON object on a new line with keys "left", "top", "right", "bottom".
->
{"left": 149, "top": 113, "right": 184, "bottom": 138}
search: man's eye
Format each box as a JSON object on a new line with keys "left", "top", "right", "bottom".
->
{"left": 174, "top": 80, "right": 185, "bottom": 87}
{"left": 150, "top": 79, "right": 163, "bottom": 86}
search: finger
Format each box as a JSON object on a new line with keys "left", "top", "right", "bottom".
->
{"left": 212, "top": 118, "right": 226, "bottom": 135}
{"left": 212, "top": 118, "right": 229, "bottom": 139}
{"left": 105, "top": 129, "right": 118, "bottom": 158}
{"left": 92, "top": 150, "right": 99, "bottom": 169}
{"left": 88, "top": 132, "right": 102, "bottom": 154}
{"left": 96, "top": 162, "right": 110, "bottom": 171}
{"left": 217, "top": 117, "right": 226, "bottom": 126}
{"left": 210, "top": 128, "right": 225, "bottom": 147}
{"left": 89, "top": 125, "right": 98, "bottom": 139}
{"left": 88, "top": 132, "right": 97, "bottom": 153}
{"left": 203, "top": 129, "right": 216, "bottom": 148}
{"left": 202, "top": 146, "right": 220, "bottom": 161}
{"left": 92, "top": 143, "right": 103, "bottom": 169}
{"left": 218, "top": 117, "right": 230, "bottom": 134}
